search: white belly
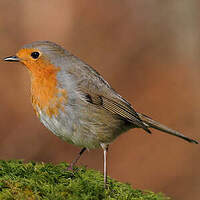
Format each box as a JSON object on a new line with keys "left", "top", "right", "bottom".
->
{"left": 37, "top": 106, "right": 102, "bottom": 149}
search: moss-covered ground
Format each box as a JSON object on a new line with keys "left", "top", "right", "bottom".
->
{"left": 0, "top": 160, "right": 170, "bottom": 200}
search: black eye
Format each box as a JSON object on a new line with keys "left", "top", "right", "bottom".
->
{"left": 31, "top": 52, "right": 40, "bottom": 59}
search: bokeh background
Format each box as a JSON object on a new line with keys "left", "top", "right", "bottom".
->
{"left": 0, "top": 1, "right": 200, "bottom": 199}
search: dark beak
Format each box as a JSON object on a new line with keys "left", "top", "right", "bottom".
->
{"left": 3, "top": 56, "right": 20, "bottom": 62}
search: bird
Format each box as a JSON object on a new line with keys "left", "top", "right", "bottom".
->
{"left": 3, "top": 41, "right": 198, "bottom": 187}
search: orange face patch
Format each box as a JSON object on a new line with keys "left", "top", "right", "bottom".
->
{"left": 17, "top": 48, "right": 68, "bottom": 118}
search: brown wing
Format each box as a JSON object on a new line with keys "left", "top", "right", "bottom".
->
{"left": 82, "top": 89, "right": 151, "bottom": 133}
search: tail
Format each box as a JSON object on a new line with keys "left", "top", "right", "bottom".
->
{"left": 137, "top": 113, "right": 198, "bottom": 144}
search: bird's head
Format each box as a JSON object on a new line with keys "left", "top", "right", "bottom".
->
{"left": 3, "top": 41, "right": 70, "bottom": 76}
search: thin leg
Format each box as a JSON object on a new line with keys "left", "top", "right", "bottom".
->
{"left": 67, "top": 147, "right": 86, "bottom": 170}
{"left": 101, "top": 144, "right": 109, "bottom": 188}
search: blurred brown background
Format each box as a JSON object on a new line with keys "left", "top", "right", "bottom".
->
{"left": 0, "top": 1, "right": 200, "bottom": 199}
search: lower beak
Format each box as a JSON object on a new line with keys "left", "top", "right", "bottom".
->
{"left": 3, "top": 56, "right": 20, "bottom": 62}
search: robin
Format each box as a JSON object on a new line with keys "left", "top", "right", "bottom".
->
{"left": 3, "top": 41, "right": 198, "bottom": 187}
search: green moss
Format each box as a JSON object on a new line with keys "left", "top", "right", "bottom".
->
{"left": 0, "top": 160, "right": 170, "bottom": 200}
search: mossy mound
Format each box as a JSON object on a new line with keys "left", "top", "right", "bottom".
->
{"left": 0, "top": 160, "right": 170, "bottom": 200}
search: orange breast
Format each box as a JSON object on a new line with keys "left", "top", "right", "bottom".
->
{"left": 31, "top": 66, "right": 68, "bottom": 118}
{"left": 31, "top": 73, "right": 68, "bottom": 118}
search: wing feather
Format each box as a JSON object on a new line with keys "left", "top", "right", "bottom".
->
{"left": 82, "top": 89, "right": 151, "bottom": 133}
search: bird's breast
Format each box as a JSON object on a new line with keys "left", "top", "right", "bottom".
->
{"left": 31, "top": 73, "right": 68, "bottom": 118}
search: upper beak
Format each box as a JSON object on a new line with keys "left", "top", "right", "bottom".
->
{"left": 3, "top": 56, "right": 20, "bottom": 62}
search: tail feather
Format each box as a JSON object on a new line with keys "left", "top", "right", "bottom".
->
{"left": 138, "top": 113, "right": 198, "bottom": 144}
